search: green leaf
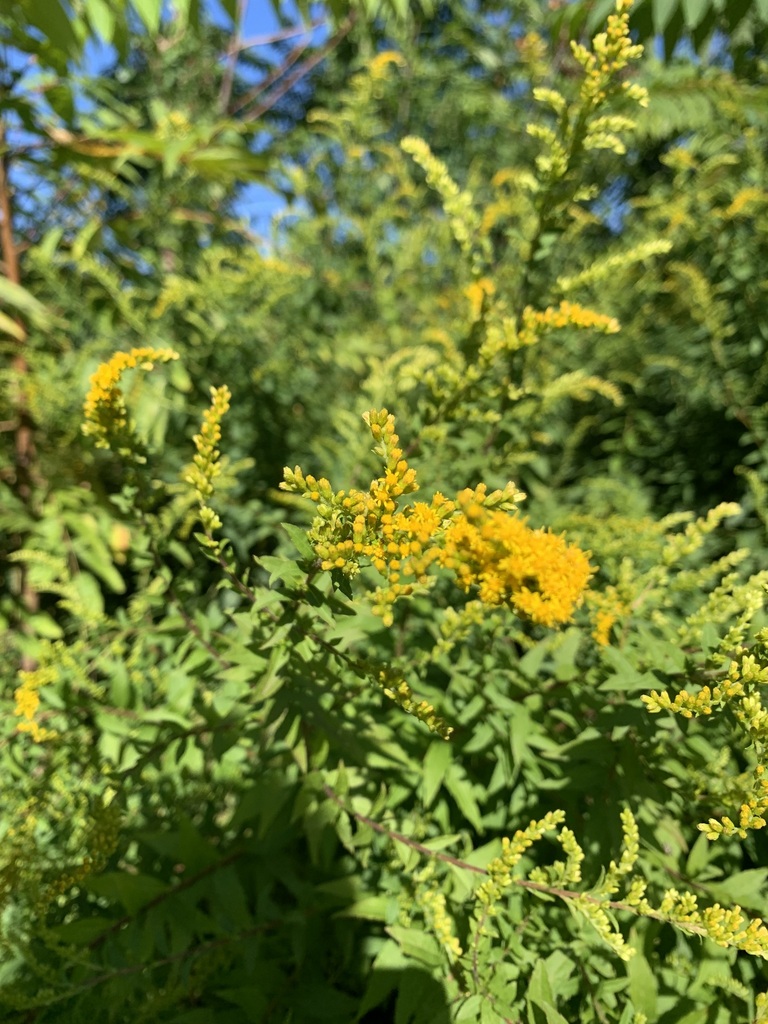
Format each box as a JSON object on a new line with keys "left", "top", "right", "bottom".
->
{"left": 85, "top": 872, "right": 168, "bottom": 914}
{"left": 27, "top": 612, "right": 64, "bottom": 640}
{"left": 334, "top": 896, "right": 391, "bottom": 921}
{"left": 707, "top": 868, "right": 768, "bottom": 911}
{"left": 585, "top": 0, "right": 617, "bottom": 32}
{"left": 527, "top": 959, "right": 556, "bottom": 1009}
{"left": 685, "top": 832, "right": 712, "bottom": 876}
{"left": 653, "top": 0, "right": 678, "bottom": 32}
{"left": 0, "top": 276, "right": 51, "bottom": 325}
{"left": 282, "top": 522, "right": 316, "bottom": 560}
{"left": 394, "top": 967, "right": 450, "bottom": 1024}
{"left": 257, "top": 554, "right": 307, "bottom": 589}
{"left": 420, "top": 739, "right": 452, "bottom": 808}
{"left": 131, "top": 0, "right": 162, "bottom": 33}
{"left": 46, "top": 918, "right": 115, "bottom": 944}
{"left": 552, "top": 627, "right": 581, "bottom": 681}
{"left": 627, "top": 946, "right": 658, "bottom": 1018}
{"left": 444, "top": 763, "right": 484, "bottom": 834}
{"left": 681, "top": 0, "right": 709, "bottom": 28}
{"left": 0, "top": 309, "right": 26, "bottom": 340}
{"left": 187, "top": 148, "right": 268, "bottom": 181}
{"left": 455, "top": 997, "right": 484, "bottom": 1022}
{"left": 385, "top": 926, "right": 443, "bottom": 968}
{"left": 24, "top": 0, "right": 81, "bottom": 58}
{"left": 598, "top": 647, "right": 654, "bottom": 692}
{"left": 84, "top": 0, "right": 116, "bottom": 41}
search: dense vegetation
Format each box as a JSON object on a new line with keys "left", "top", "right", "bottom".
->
{"left": 3, "top": 0, "right": 768, "bottom": 1020}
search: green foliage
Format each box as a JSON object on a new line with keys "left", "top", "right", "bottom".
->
{"left": 558, "top": 0, "right": 768, "bottom": 67}
{"left": 4, "top": 0, "right": 768, "bottom": 1021}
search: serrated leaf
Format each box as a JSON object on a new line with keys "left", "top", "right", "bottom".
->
{"left": 385, "top": 926, "right": 442, "bottom": 968}
{"left": 282, "top": 522, "right": 316, "bottom": 560}
{"left": 257, "top": 554, "right": 306, "bottom": 589}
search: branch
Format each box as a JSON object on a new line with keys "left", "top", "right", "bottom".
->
{"left": 230, "top": 39, "right": 311, "bottom": 117}
{"left": 218, "top": 0, "right": 248, "bottom": 115}
{"left": 228, "top": 18, "right": 325, "bottom": 54}
{"left": 0, "top": 117, "right": 41, "bottom": 665}
{"left": 238, "top": 15, "right": 356, "bottom": 124}
{"left": 322, "top": 783, "right": 711, "bottom": 940}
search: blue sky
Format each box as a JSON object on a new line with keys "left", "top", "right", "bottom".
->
{"left": 76, "top": 0, "right": 322, "bottom": 236}
{"left": 201, "top": 1, "right": 328, "bottom": 234}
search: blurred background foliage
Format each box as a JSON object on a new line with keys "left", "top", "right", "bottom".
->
{"left": 3, "top": 0, "right": 768, "bottom": 1020}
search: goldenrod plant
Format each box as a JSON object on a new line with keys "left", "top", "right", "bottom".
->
{"left": 5, "top": 0, "right": 768, "bottom": 1021}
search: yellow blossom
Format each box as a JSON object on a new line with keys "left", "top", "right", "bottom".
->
{"left": 369, "top": 50, "right": 406, "bottom": 79}
{"left": 283, "top": 408, "right": 588, "bottom": 629}
{"left": 441, "top": 504, "right": 593, "bottom": 627}
{"left": 83, "top": 346, "right": 179, "bottom": 450}
{"left": 14, "top": 667, "right": 58, "bottom": 742}
{"left": 518, "top": 301, "right": 620, "bottom": 346}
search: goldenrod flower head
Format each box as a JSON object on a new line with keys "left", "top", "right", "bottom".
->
{"left": 369, "top": 50, "right": 406, "bottom": 80}
{"left": 571, "top": 0, "right": 645, "bottom": 110}
{"left": 519, "top": 302, "right": 620, "bottom": 346}
{"left": 83, "top": 346, "right": 179, "bottom": 450}
{"left": 441, "top": 504, "right": 593, "bottom": 627}
{"left": 14, "top": 667, "right": 58, "bottom": 743}
{"left": 284, "top": 409, "right": 586, "bottom": 629}
{"left": 185, "top": 385, "right": 232, "bottom": 503}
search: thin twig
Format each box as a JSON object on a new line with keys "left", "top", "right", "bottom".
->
{"left": 218, "top": 0, "right": 247, "bottom": 115}
{"left": 229, "top": 18, "right": 324, "bottom": 54}
{"left": 230, "top": 39, "right": 310, "bottom": 117}
{"left": 239, "top": 16, "right": 356, "bottom": 124}
{"left": 322, "top": 783, "right": 712, "bottom": 939}
{"left": 87, "top": 849, "right": 245, "bottom": 949}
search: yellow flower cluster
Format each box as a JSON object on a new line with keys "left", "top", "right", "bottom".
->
{"left": 477, "top": 810, "right": 566, "bottom": 908}
{"left": 185, "top": 385, "right": 231, "bottom": 542}
{"left": 284, "top": 409, "right": 592, "bottom": 629}
{"left": 14, "top": 666, "right": 58, "bottom": 742}
{"left": 82, "top": 346, "right": 179, "bottom": 450}
{"left": 419, "top": 886, "right": 462, "bottom": 959}
{"left": 186, "top": 385, "right": 231, "bottom": 502}
{"left": 518, "top": 301, "right": 620, "bottom": 347}
{"left": 645, "top": 890, "right": 768, "bottom": 959}
{"left": 376, "top": 669, "right": 453, "bottom": 739}
{"left": 442, "top": 496, "right": 593, "bottom": 628}
{"left": 283, "top": 409, "right": 431, "bottom": 620}
{"left": 465, "top": 277, "right": 495, "bottom": 322}
{"left": 571, "top": 0, "right": 647, "bottom": 111}
{"left": 642, "top": 679, "right": 744, "bottom": 720}
{"left": 589, "top": 589, "right": 630, "bottom": 643}
{"left": 368, "top": 50, "right": 406, "bottom": 80}
{"left": 645, "top": 636, "right": 768, "bottom": 841}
